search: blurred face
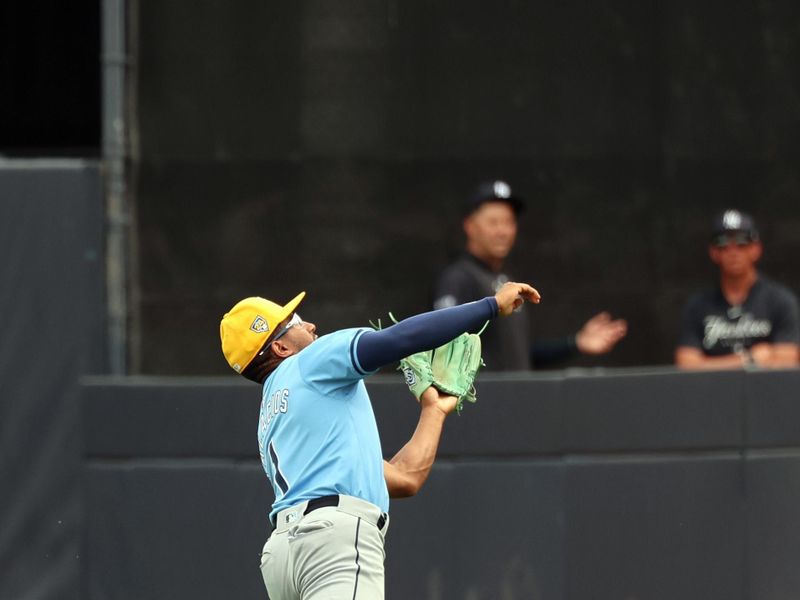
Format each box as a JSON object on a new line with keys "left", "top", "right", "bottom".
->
{"left": 708, "top": 234, "right": 762, "bottom": 277}
{"left": 463, "top": 202, "right": 518, "bottom": 263}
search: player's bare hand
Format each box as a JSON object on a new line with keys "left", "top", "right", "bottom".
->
{"left": 575, "top": 311, "right": 628, "bottom": 355}
{"left": 419, "top": 386, "right": 458, "bottom": 416}
{"left": 494, "top": 281, "right": 541, "bottom": 316}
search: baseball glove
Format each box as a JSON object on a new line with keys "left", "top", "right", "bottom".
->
{"left": 399, "top": 332, "right": 485, "bottom": 415}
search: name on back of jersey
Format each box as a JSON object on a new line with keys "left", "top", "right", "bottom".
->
{"left": 265, "top": 388, "right": 290, "bottom": 427}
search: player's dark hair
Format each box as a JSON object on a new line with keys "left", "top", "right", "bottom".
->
{"left": 241, "top": 342, "right": 283, "bottom": 384}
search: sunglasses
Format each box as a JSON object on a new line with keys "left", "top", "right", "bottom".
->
{"left": 271, "top": 313, "right": 304, "bottom": 342}
{"left": 712, "top": 232, "right": 754, "bottom": 248}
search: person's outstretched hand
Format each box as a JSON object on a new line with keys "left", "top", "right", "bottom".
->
{"left": 575, "top": 311, "right": 628, "bottom": 355}
{"left": 494, "top": 282, "right": 541, "bottom": 316}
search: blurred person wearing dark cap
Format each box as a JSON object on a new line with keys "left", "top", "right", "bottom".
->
{"left": 675, "top": 209, "right": 800, "bottom": 369}
{"left": 433, "top": 180, "right": 628, "bottom": 371}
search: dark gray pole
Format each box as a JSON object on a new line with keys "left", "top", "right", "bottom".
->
{"left": 102, "top": 0, "right": 128, "bottom": 374}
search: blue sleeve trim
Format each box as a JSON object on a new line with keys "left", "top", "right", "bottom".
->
{"left": 350, "top": 329, "right": 376, "bottom": 376}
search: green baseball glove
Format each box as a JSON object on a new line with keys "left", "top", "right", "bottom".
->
{"left": 398, "top": 349, "right": 435, "bottom": 400}
{"left": 398, "top": 332, "right": 485, "bottom": 415}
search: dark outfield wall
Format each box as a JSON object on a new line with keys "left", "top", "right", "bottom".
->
{"left": 0, "top": 163, "right": 106, "bottom": 600}
{"left": 82, "top": 369, "right": 800, "bottom": 600}
{"left": 131, "top": 1, "right": 800, "bottom": 374}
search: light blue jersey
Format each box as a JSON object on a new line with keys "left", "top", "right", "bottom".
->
{"left": 257, "top": 328, "right": 388, "bottom": 524}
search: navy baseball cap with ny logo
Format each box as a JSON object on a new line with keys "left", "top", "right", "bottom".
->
{"left": 710, "top": 209, "right": 759, "bottom": 242}
{"left": 464, "top": 180, "right": 526, "bottom": 217}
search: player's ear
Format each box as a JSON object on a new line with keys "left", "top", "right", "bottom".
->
{"left": 271, "top": 339, "right": 294, "bottom": 358}
{"left": 708, "top": 245, "right": 721, "bottom": 265}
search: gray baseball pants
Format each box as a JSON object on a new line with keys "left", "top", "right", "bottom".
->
{"left": 260, "top": 495, "right": 390, "bottom": 599}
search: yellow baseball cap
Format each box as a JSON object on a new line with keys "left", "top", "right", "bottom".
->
{"left": 220, "top": 291, "right": 306, "bottom": 373}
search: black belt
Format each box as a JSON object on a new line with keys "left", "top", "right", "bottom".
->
{"left": 271, "top": 496, "right": 339, "bottom": 528}
{"left": 304, "top": 494, "right": 340, "bottom": 514}
{"left": 304, "top": 495, "right": 387, "bottom": 530}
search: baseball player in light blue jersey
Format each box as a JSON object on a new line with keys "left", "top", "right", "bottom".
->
{"left": 220, "top": 281, "right": 540, "bottom": 599}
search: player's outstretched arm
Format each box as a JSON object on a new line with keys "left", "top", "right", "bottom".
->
{"left": 383, "top": 387, "right": 457, "bottom": 498}
{"left": 357, "top": 281, "right": 541, "bottom": 372}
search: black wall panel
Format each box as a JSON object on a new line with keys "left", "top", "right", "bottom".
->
{"left": 81, "top": 375, "right": 565, "bottom": 459}
{"left": 562, "top": 370, "right": 746, "bottom": 451}
{"left": 564, "top": 457, "right": 745, "bottom": 600}
{"left": 745, "top": 370, "right": 800, "bottom": 448}
{"left": 745, "top": 454, "right": 800, "bottom": 600}
{"left": 382, "top": 377, "right": 564, "bottom": 457}
{"left": 82, "top": 378, "right": 257, "bottom": 457}
{"left": 84, "top": 463, "right": 271, "bottom": 600}
{"left": 385, "top": 462, "right": 565, "bottom": 600}
{"left": 0, "top": 163, "right": 106, "bottom": 600}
